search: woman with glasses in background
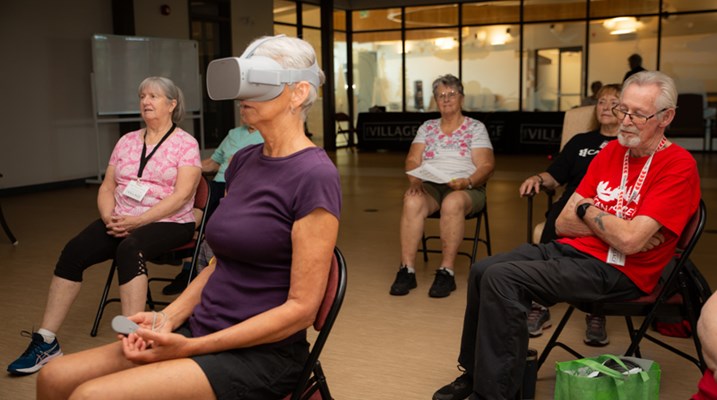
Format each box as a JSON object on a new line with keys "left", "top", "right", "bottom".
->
{"left": 390, "top": 74, "right": 495, "bottom": 299}
{"left": 518, "top": 83, "right": 622, "bottom": 346}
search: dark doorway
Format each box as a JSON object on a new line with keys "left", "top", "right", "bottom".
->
{"left": 190, "top": 0, "right": 234, "bottom": 149}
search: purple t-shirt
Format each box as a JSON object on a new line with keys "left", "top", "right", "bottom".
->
{"left": 189, "top": 144, "right": 342, "bottom": 346}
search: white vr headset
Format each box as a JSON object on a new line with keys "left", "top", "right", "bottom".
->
{"left": 206, "top": 34, "right": 321, "bottom": 102}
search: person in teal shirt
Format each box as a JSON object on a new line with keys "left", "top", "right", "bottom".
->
{"left": 163, "top": 124, "right": 263, "bottom": 294}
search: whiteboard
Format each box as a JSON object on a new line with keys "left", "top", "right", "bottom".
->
{"left": 91, "top": 34, "right": 201, "bottom": 115}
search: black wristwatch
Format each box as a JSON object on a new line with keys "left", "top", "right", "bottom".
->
{"left": 576, "top": 203, "right": 591, "bottom": 220}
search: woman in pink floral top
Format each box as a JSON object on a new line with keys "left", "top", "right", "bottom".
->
{"left": 390, "top": 74, "right": 494, "bottom": 299}
{"left": 7, "top": 77, "right": 201, "bottom": 376}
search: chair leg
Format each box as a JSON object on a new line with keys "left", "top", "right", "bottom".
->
{"left": 537, "top": 305, "right": 579, "bottom": 370}
{"left": 0, "top": 202, "right": 18, "bottom": 245}
{"left": 314, "top": 361, "right": 333, "bottom": 400}
{"left": 483, "top": 206, "right": 492, "bottom": 256}
{"left": 470, "top": 212, "right": 482, "bottom": 264}
{"left": 421, "top": 233, "right": 429, "bottom": 262}
{"left": 91, "top": 263, "right": 117, "bottom": 337}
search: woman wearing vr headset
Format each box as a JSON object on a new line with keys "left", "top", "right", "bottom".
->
{"left": 37, "top": 35, "right": 341, "bottom": 400}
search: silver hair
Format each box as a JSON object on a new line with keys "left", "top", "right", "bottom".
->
{"left": 622, "top": 71, "right": 677, "bottom": 119}
{"left": 250, "top": 35, "right": 326, "bottom": 120}
{"left": 138, "top": 76, "right": 185, "bottom": 123}
{"left": 432, "top": 74, "right": 464, "bottom": 98}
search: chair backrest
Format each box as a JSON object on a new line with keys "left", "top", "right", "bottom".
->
{"left": 194, "top": 175, "right": 210, "bottom": 211}
{"left": 185, "top": 176, "right": 212, "bottom": 277}
{"left": 670, "top": 93, "right": 706, "bottom": 138}
{"left": 335, "top": 112, "right": 353, "bottom": 134}
{"left": 289, "top": 247, "right": 348, "bottom": 400}
{"left": 650, "top": 200, "right": 706, "bottom": 307}
{"left": 560, "top": 105, "right": 599, "bottom": 150}
{"left": 675, "top": 199, "right": 706, "bottom": 260}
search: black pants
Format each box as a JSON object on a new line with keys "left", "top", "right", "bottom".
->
{"left": 54, "top": 219, "right": 194, "bottom": 284}
{"left": 457, "top": 242, "right": 644, "bottom": 400}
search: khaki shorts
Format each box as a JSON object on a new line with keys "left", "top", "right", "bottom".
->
{"left": 423, "top": 181, "right": 486, "bottom": 215}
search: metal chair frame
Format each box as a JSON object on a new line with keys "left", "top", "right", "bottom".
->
{"left": 90, "top": 176, "right": 212, "bottom": 336}
{"left": 537, "top": 200, "right": 708, "bottom": 373}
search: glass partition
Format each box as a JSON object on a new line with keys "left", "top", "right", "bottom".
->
{"left": 352, "top": 8, "right": 403, "bottom": 31}
{"left": 587, "top": 17, "right": 658, "bottom": 86}
{"left": 405, "top": 29, "right": 459, "bottom": 112}
{"left": 463, "top": 1, "right": 520, "bottom": 25}
{"left": 522, "top": 22, "right": 586, "bottom": 111}
{"left": 353, "top": 31, "right": 403, "bottom": 113}
{"left": 462, "top": 25, "right": 521, "bottom": 111}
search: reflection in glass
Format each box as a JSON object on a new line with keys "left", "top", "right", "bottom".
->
{"left": 523, "top": 22, "right": 586, "bottom": 111}
{"left": 353, "top": 8, "right": 402, "bottom": 31}
{"left": 273, "top": 0, "right": 296, "bottom": 25}
{"left": 303, "top": 27, "right": 323, "bottom": 139}
{"left": 303, "top": 4, "right": 321, "bottom": 28}
{"left": 661, "top": 12, "right": 717, "bottom": 94}
{"left": 334, "top": 32, "right": 349, "bottom": 114}
{"left": 353, "top": 31, "right": 402, "bottom": 114}
{"left": 590, "top": 0, "right": 659, "bottom": 18}
{"left": 404, "top": 5, "right": 458, "bottom": 27}
{"left": 274, "top": 24, "right": 296, "bottom": 37}
{"left": 334, "top": 9, "right": 346, "bottom": 32}
{"left": 587, "top": 17, "right": 657, "bottom": 88}
{"left": 405, "top": 29, "right": 459, "bottom": 112}
{"left": 462, "top": 2, "right": 519, "bottom": 25}
{"left": 523, "top": 0, "right": 586, "bottom": 22}
{"left": 462, "top": 25, "right": 520, "bottom": 111}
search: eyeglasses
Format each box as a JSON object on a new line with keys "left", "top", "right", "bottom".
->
{"left": 611, "top": 105, "right": 668, "bottom": 126}
{"left": 437, "top": 91, "right": 459, "bottom": 101}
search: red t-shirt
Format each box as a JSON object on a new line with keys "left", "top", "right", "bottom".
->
{"left": 692, "top": 370, "right": 717, "bottom": 400}
{"left": 558, "top": 140, "right": 700, "bottom": 293}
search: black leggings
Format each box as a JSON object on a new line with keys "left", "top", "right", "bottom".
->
{"left": 54, "top": 219, "right": 195, "bottom": 285}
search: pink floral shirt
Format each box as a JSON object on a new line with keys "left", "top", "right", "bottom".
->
{"left": 412, "top": 116, "right": 492, "bottom": 179}
{"left": 108, "top": 128, "right": 201, "bottom": 224}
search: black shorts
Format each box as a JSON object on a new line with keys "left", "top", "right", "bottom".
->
{"left": 176, "top": 325, "right": 309, "bottom": 400}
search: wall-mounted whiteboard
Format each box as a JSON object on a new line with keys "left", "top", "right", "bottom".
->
{"left": 91, "top": 34, "right": 201, "bottom": 115}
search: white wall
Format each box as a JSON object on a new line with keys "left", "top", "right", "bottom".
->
{"left": 0, "top": 0, "right": 114, "bottom": 189}
{"left": 0, "top": 0, "right": 276, "bottom": 190}
{"left": 134, "top": 0, "right": 189, "bottom": 39}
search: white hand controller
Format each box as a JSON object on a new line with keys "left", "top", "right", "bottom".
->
{"left": 111, "top": 315, "right": 140, "bottom": 336}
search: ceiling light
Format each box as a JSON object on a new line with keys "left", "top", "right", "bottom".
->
{"left": 435, "top": 37, "right": 456, "bottom": 50}
{"left": 603, "top": 17, "right": 640, "bottom": 35}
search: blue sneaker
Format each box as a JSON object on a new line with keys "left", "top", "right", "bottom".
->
{"left": 7, "top": 331, "right": 63, "bottom": 375}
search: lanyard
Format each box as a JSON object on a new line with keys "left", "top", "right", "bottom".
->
{"left": 615, "top": 136, "right": 666, "bottom": 219}
{"left": 138, "top": 123, "right": 176, "bottom": 179}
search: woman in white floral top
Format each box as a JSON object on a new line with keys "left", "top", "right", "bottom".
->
{"left": 390, "top": 74, "right": 495, "bottom": 298}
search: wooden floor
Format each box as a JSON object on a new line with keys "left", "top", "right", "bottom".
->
{"left": 1, "top": 150, "right": 716, "bottom": 399}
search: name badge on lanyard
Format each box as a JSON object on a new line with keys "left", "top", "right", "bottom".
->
{"left": 607, "top": 247, "right": 626, "bottom": 267}
{"left": 123, "top": 179, "right": 149, "bottom": 201}
{"left": 123, "top": 123, "right": 176, "bottom": 203}
{"left": 606, "top": 136, "right": 667, "bottom": 267}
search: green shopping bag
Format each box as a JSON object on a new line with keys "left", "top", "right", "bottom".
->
{"left": 554, "top": 354, "right": 660, "bottom": 400}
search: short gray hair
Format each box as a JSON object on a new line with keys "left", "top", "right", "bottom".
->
{"left": 138, "top": 76, "right": 185, "bottom": 123}
{"left": 432, "top": 74, "right": 464, "bottom": 98}
{"left": 622, "top": 71, "right": 677, "bottom": 116}
{"left": 250, "top": 35, "right": 326, "bottom": 120}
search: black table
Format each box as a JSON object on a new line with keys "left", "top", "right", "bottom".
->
{"left": 356, "top": 111, "right": 566, "bottom": 154}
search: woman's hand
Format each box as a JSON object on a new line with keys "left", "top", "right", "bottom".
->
{"left": 519, "top": 175, "right": 543, "bottom": 197}
{"left": 447, "top": 177, "right": 471, "bottom": 191}
{"left": 105, "top": 215, "right": 144, "bottom": 237}
{"left": 127, "top": 311, "right": 173, "bottom": 334}
{"left": 405, "top": 181, "right": 426, "bottom": 197}
{"left": 121, "top": 329, "right": 191, "bottom": 364}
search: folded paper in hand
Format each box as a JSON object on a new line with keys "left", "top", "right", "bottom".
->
{"left": 406, "top": 164, "right": 453, "bottom": 184}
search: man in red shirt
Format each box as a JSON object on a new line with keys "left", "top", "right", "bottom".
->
{"left": 434, "top": 71, "right": 701, "bottom": 400}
